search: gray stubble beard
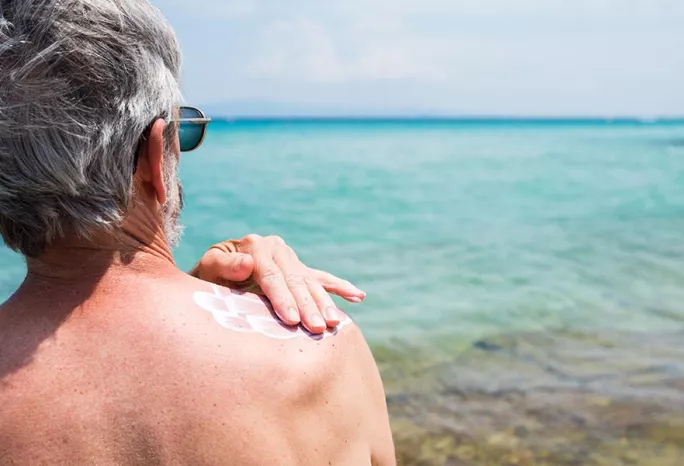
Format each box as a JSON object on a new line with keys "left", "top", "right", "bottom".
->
{"left": 161, "top": 153, "right": 184, "bottom": 249}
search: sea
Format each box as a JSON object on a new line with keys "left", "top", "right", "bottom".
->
{"left": 2, "top": 119, "right": 684, "bottom": 464}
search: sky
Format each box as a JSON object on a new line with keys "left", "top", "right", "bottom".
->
{"left": 154, "top": 0, "right": 684, "bottom": 117}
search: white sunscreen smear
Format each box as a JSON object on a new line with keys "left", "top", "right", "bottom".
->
{"left": 193, "top": 284, "right": 352, "bottom": 341}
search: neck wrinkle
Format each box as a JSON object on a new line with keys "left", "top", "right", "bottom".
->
{"left": 121, "top": 193, "right": 176, "bottom": 265}
{"left": 24, "top": 224, "right": 176, "bottom": 288}
{"left": 122, "top": 213, "right": 175, "bottom": 265}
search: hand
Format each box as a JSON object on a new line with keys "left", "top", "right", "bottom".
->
{"left": 190, "top": 234, "right": 366, "bottom": 334}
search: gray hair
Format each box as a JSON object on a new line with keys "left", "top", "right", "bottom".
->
{"left": 0, "top": 0, "right": 182, "bottom": 257}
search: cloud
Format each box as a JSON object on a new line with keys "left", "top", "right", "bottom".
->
{"left": 241, "top": 0, "right": 683, "bottom": 86}
{"left": 354, "top": 45, "right": 445, "bottom": 80}
{"left": 159, "top": 0, "right": 684, "bottom": 115}
{"left": 246, "top": 17, "right": 448, "bottom": 83}
{"left": 247, "top": 19, "right": 346, "bottom": 82}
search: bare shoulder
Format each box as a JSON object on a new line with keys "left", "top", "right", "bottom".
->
{"left": 149, "top": 279, "right": 394, "bottom": 464}
{"left": 185, "top": 282, "right": 371, "bottom": 386}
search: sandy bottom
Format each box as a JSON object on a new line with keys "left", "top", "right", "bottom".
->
{"left": 376, "top": 330, "right": 684, "bottom": 465}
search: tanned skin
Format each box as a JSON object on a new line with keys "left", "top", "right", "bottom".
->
{"left": 0, "top": 118, "right": 395, "bottom": 465}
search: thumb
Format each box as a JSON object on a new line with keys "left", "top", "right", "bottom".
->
{"left": 212, "top": 251, "right": 255, "bottom": 283}
{"left": 200, "top": 247, "right": 254, "bottom": 285}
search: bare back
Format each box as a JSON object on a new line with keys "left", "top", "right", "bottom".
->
{"left": 0, "top": 268, "right": 394, "bottom": 465}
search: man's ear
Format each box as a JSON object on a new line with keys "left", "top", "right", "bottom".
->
{"left": 135, "top": 118, "right": 168, "bottom": 205}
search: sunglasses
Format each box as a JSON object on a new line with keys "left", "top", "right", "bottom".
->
{"left": 133, "top": 106, "right": 212, "bottom": 172}
{"left": 175, "top": 106, "right": 212, "bottom": 152}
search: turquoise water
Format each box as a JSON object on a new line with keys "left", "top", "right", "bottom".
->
{"left": 3, "top": 119, "right": 684, "bottom": 462}
{"left": 1, "top": 120, "right": 684, "bottom": 350}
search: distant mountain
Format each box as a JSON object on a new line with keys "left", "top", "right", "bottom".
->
{"left": 200, "top": 100, "right": 444, "bottom": 119}
{"left": 200, "top": 100, "right": 684, "bottom": 121}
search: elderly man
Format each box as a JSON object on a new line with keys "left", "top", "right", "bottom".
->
{"left": 0, "top": 0, "right": 395, "bottom": 464}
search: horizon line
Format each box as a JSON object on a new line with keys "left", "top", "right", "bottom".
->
{"left": 208, "top": 115, "right": 684, "bottom": 123}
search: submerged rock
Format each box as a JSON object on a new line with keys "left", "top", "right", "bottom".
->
{"left": 381, "top": 329, "right": 684, "bottom": 465}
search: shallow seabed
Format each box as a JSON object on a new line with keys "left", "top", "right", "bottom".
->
{"left": 378, "top": 330, "right": 684, "bottom": 465}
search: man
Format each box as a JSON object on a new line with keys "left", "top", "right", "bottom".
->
{"left": 0, "top": 0, "right": 396, "bottom": 464}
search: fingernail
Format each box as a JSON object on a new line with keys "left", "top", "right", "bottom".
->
{"left": 349, "top": 297, "right": 363, "bottom": 304}
{"left": 285, "top": 308, "right": 300, "bottom": 324}
{"left": 324, "top": 307, "right": 340, "bottom": 322}
{"left": 310, "top": 314, "right": 326, "bottom": 329}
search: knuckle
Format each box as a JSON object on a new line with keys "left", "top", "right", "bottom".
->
{"left": 260, "top": 268, "right": 283, "bottom": 283}
{"left": 285, "top": 273, "right": 306, "bottom": 288}
{"left": 303, "top": 276, "right": 319, "bottom": 286}
{"left": 243, "top": 234, "right": 262, "bottom": 245}
{"left": 267, "top": 235, "right": 286, "bottom": 246}
{"left": 302, "top": 305, "right": 319, "bottom": 316}
{"left": 298, "top": 295, "right": 317, "bottom": 311}
{"left": 320, "top": 294, "right": 336, "bottom": 308}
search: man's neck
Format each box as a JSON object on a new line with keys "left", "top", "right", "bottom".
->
{"left": 22, "top": 230, "right": 178, "bottom": 295}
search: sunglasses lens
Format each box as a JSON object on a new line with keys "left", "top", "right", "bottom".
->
{"left": 178, "top": 107, "right": 206, "bottom": 152}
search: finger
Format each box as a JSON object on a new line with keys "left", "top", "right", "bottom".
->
{"left": 310, "top": 269, "right": 366, "bottom": 303}
{"left": 253, "top": 256, "right": 300, "bottom": 326}
{"left": 307, "top": 281, "right": 341, "bottom": 328}
{"left": 286, "top": 275, "right": 326, "bottom": 334}
{"left": 269, "top": 248, "right": 326, "bottom": 334}
{"left": 213, "top": 252, "right": 255, "bottom": 283}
